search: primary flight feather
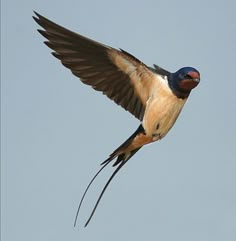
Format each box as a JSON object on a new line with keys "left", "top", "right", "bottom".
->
{"left": 33, "top": 12, "right": 200, "bottom": 227}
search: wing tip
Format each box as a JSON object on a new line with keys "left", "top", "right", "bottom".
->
{"left": 32, "top": 11, "right": 46, "bottom": 29}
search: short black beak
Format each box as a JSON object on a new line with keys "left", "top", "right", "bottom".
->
{"left": 193, "top": 78, "right": 200, "bottom": 83}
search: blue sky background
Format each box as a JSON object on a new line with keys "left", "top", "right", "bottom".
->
{"left": 2, "top": 0, "right": 236, "bottom": 240}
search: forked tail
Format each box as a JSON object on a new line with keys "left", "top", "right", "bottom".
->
{"left": 74, "top": 124, "right": 145, "bottom": 227}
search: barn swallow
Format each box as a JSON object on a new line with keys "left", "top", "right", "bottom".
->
{"left": 33, "top": 12, "right": 200, "bottom": 227}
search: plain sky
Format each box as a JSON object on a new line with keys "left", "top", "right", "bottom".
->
{"left": 1, "top": 0, "right": 236, "bottom": 241}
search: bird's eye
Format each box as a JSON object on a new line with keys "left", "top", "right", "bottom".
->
{"left": 184, "top": 74, "right": 192, "bottom": 79}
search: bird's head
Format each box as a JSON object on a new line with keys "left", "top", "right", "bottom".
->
{"left": 169, "top": 67, "right": 200, "bottom": 98}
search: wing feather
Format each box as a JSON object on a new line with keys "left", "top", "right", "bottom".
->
{"left": 33, "top": 12, "right": 160, "bottom": 120}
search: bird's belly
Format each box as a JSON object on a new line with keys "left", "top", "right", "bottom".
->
{"left": 142, "top": 97, "right": 186, "bottom": 140}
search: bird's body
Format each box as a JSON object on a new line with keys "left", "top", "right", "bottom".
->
{"left": 33, "top": 12, "right": 200, "bottom": 226}
{"left": 142, "top": 75, "right": 186, "bottom": 139}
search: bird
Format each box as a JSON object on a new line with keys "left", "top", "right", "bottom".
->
{"left": 33, "top": 11, "right": 200, "bottom": 227}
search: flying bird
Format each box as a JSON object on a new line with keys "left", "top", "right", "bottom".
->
{"left": 33, "top": 12, "right": 200, "bottom": 227}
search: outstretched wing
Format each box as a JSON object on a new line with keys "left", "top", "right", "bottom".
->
{"left": 33, "top": 12, "right": 161, "bottom": 120}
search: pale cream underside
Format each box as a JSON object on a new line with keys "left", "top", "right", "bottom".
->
{"left": 143, "top": 75, "right": 187, "bottom": 139}
{"left": 109, "top": 49, "right": 187, "bottom": 141}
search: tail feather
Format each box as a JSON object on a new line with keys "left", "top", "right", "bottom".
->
{"left": 112, "top": 147, "right": 141, "bottom": 166}
{"left": 74, "top": 124, "right": 145, "bottom": 227}
{"left": 101, "top": 124, "right": 145, "bottom": 166}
